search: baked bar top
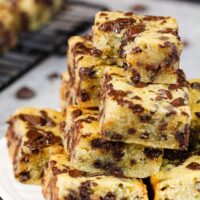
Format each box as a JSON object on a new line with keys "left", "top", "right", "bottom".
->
{"left": 93, "top": 11, "right": 182, "bottom": 57}
{"left": 93, "top": 11, "right": 183, "bottom": 84}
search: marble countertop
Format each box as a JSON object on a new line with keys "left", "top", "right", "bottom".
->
{"left": 0, "top": 0, "right": 200, "bottom": 138}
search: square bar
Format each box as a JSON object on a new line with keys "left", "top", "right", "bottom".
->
{"left": 93, "top": 11, "right": 184, "bottom": 84}
{"left": 62, "top": 106, "right": 163, "bottom": 178}
{"left": 6, "top": 107, "right": 64, "bottom": 184}
{"left": 100, "top": 66, "right": 191, "bottom": 149}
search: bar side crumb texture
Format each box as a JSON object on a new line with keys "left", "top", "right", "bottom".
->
{"left": 100, "top": 66, "right": 191, "bottom": 149}
{"left": 66, "top": 35, "right": 113, "bottom": 107}
{"left": 42, "top": 153, "right": 148, "bottom": 200}
{"left": 189, "top": 78, "right": 200, "bottom": 131}
{"left": 60, "top": 71, "right": 77, "bottom": 113}
{"left": 62, "top": 106, "right": 163, "bottom": 178}
{"left": 93, "top": 11, "right": 184, "bottom": 84}
{"left": 6, "top": 107, "right": 64, "bottom": 184}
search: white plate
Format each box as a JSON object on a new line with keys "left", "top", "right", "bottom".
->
{"left": 0, "top": 137, "right": 44, "bottom": 200}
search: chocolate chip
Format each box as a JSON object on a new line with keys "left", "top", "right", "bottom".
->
{"left": 131, "top": 4, "right": 148, "bottom": 12}
{"left": 170, "top": 97, "right": 185, "bottom": 107}
{"left": 132, "top": 96, "right": 142, "bottom": 100}
{"left": 73, "top": 42, "right": 92, "bottom": 56}
{"left": 143, "top": 16, "right": 168, "bottom": 21}
{"left": 79, "top": 90, "right": 90, "bottom": 102}
{"left": 140, "top": 132, "right": 149, "bottom": 139}
{"left": 131, "top": 69, "right": 140, "bottom": 83}
{"left": 165, "top": 106, "right": 177, "bottom": 117}
{"left": 140, "top": 115, "right": 151, "bottom": 122}
{"left": 47, "top": 72, "right": 60, "bottom": 80}
{"left": 111, "top": 134, "right": 123, "bottom": 140}
{"left": 175, "top": 125, "right": 190, "bottom": 149}
{"left": 158, "top": 28, "right": 178, "bottom": 36}
{"left": 130, "top": 159, "right": 137, "bottom": 166}
{"left": 79, "top": 181, "right": 92, "bottom": 200}
{"left": 158, "top": 122, "right": 168, "bottom": 131}
{"left": 21, "top": 153, "right": 29, "bottom": 163}
{"left": 60, "top": 121, "right": 66, "bottom": 132}
{"left": 132, "top": 47, "right": 142, "bottom": 53}
{"left": 99, "top": 18, "right": 136, "bottom": 33}
{"left": 144, "top": 148, "right": 162, "bottom": 160}
{"left": 91, "top": 139, "right": 125, "bottom": 161}
{"left": 64, "top": 190, "right": 78, "bottom": 200}
{"left": 129, "top": 104, "right": 144, "bottom": 113}
{"left": 68, "top": 169, "right": 87, "bottom": 178}
{"left": 195, "top": 112, "right": 200, "bottom": 118}
{"left": 191, "top": 82, "right": 200, "bottom": 90}
{"left": 25, "top": 128, "right": 62, "bottom": 153}
{"left": 123, "top": 24, "right": 146, "bottom": 41}
{"left": 19, "top": 114, "right": 42, "bottom": 126}
{"left": 128, "top": 128, "right": 136, "bottom": 134}
{"left": 134, "top": 82, "right": 148, "bottom": 88}
{"left": 164, "top": 149, "right": 191, "bottom": 163}
{"left": 177, "top": 69, "right": 187, "bottom": 85}
{"left": 101, "top": 192, "right": 116, "bottom": 200}
{"left": 79, "top": 67, "right": 96, "bottom": 79}
{"left": 183, "top": 40, "right": 189, "bottom": 47}
{"left": 15, "top": 87, "right": 36, "bottom": 99}
{"left": 156, "top": 89, "right": 172, "bottom": 100}
{"left": 168, "top": 84, "right": 182, "bottom": 90}
{"left": 19, "top": 171, "right": 30, "bottom": 182}
{"left": 91, "top": 48, "right": 102, "bottom": 57}
{"left": 181, "top": 111, "right": 189, "bottom": 117}
{"left": 93, "top": 160, "right": 123, "bottom": 176}
{"left": 52, "top": 166, "right": 69, "bottom": 176}
{"left": 40, "top": 110, "right": 56, "bottom": 127}
{"left": 100, "top": 12, "right": 108, "bottom": 17}
{"left": 186, "top": 162, "right": 200, "bottom": 170}
{"left": 72, "top": 109, "right": 83, "bottom": 118}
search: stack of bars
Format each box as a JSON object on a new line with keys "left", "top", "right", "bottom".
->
{"left": 6, "top": 11, "right": 200, "bottom": 200}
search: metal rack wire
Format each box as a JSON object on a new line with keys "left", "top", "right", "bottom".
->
{"left": 0, "top": 0, "right": 107, "bottom": 92}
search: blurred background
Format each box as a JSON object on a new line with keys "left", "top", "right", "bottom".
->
{"left": 0, "top": 0, "right": 200, "bottom": 138}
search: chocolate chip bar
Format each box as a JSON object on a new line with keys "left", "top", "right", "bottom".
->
{"left": 0, "top": 4, "right": 17, "bottom": 51}
{"left": 93, "top": 11, "right": 184, "bottom": 84}
{"left": 189, "top": 79, "right": 200, "bottom": 130}
{"left": 63, "top": 106, "right": 163, "bottom": 178}
{"left": 6, "top": 107, "right": 64, "bottom": 184}
{"left": 100, "top": 66, "right": 191, "bottom": 149}
{"left": 151, "top": 96, "right": 200, "bottom": 199}
{"left": 67, "top": 35, "right": 112, "bottom": 107}
{"left": 42, "top": 153, "right": 148, "bottom": 200}
{"left": 151, "top": 142, "right": 200, "bottom": 200}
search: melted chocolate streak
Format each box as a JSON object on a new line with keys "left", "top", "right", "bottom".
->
{"left": 105, "top": 78, "right": 145, "bottom": 114}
